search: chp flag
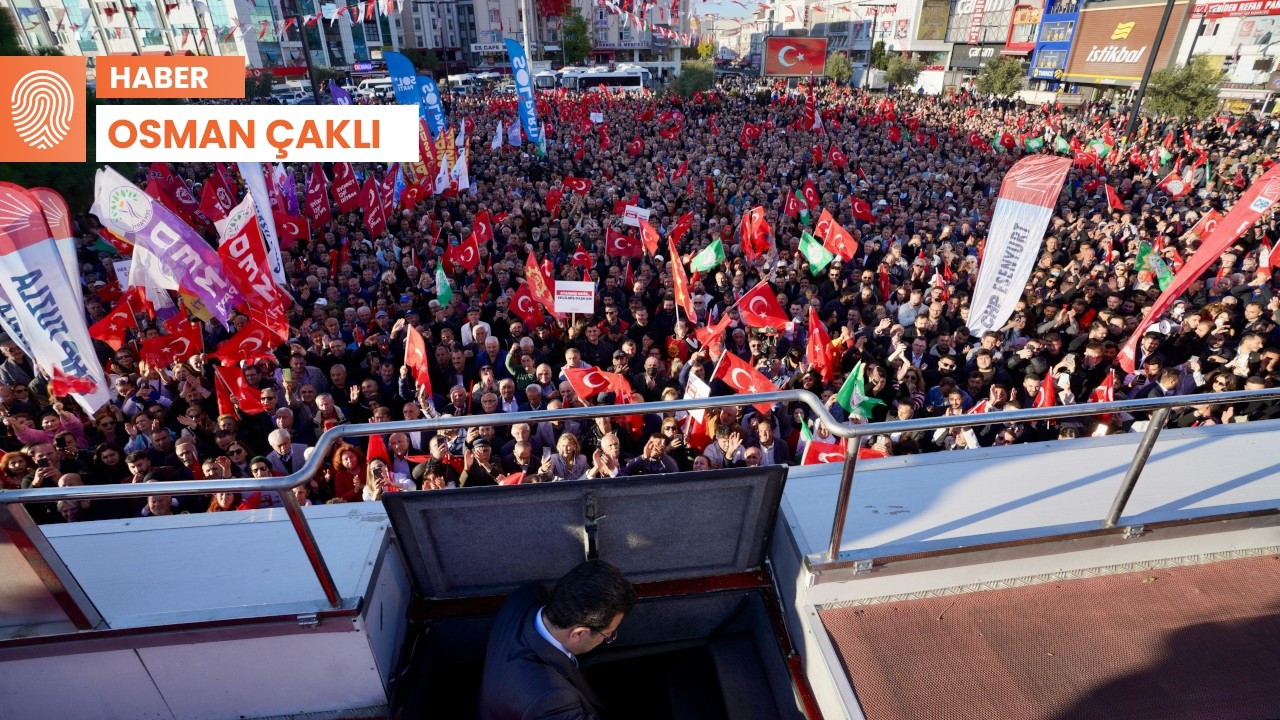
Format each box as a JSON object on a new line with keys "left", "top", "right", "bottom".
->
{"left": 1118, "top": 162, "right": 1280, "bottom": 373}
{"left": 0, "top": 183, "right": 110, "bottom": 412}
{"left": 967, "top": 155, "right": 1072, "bottom": 336}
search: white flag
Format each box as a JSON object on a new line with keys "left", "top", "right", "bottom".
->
{"left": 491, "top": 120, "right": 503, "bottom": 150}
{"left": 434, "top": 161, "right": 451, "bottom": 195}
{"left": 451, "top": 149, "right": 470, "bottom": 191}
{"left": 235, "top": 162, "right": 288, "bottom": 285}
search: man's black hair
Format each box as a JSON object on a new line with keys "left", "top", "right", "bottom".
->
{"left": 543, "top": 560, "right": 636, "bottom": 632}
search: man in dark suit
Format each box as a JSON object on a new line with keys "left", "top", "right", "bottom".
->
{"left": 479, "top": 560, "right": 636, "bottom": 720}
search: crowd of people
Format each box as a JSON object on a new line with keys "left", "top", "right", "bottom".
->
{"left": 4, "top": 75, "right": 1280, "bottom": 522}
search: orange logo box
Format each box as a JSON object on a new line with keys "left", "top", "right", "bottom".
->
{"left": 97, "top": 56, "right": 246, "bottom": 99}
{"left": 0, "top": 56, "right": 86, "bottom": 163}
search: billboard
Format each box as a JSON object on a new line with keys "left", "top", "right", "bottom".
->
{"left": 1194, "top": 0, "right": 1280, "bottom": 16}
{"left": 1062, "top": 1, "right": 1189, "bottom": 85}
{"left": 762, "top": 36, "right": 829, "bottom": 76}
{"left": 917, "top": 0, "right": 951, "bottom": 40}
{"left": 1030, "top": 6, "right": 1081, "bottom": 81}
{"left": 951, "top": 43, "right": 1006, "bottom": 68}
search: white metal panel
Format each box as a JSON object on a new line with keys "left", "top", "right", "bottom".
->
{"left": 364, "top": 542, "right": 412, "bottom": 685}
{"left": 43, "top": 504, "right": 390, "bottom": 628}
{"left": 783, "top": 420, "right": 1280, "bottom": 559}
{"left": 138, "top": 630, "right": 386, "bottom": 720}
{"left": 0, "top": 649, "right": 172, "bottom": 720}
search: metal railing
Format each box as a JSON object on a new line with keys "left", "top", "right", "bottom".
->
{"left": 2, "top": 387, "right": 1278, "bottom": 630}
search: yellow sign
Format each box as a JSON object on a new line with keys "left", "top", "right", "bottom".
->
{"left": 1112, "top": 21, "right": 1136, "bottom": 39}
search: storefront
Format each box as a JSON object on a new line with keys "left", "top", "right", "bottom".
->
{"left": 1029, "top": 1, "right": 1083, "bottom": 88}
{"left": 1060, "top": 0, "right": 1190, "bottom": 92}
{"left": 949, "top": 42, "right": 1008, "bottom": 85}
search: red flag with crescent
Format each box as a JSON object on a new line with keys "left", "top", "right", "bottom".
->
{"left": 214, "top": 364, "right": 267, "bottom": 415}
{"left": 472, "top": 209, "right": 494, "bottom": 245}
{"left": 510, "top": 284, "right": 547, "bottom": 328}
{"left": 139, "top": 322, "right": 204, "bottom": 368}
{"left": 447, "top": 234, "right": 481, "bottom": 272}
{"left": 564, "top": 366, "right": 617, "bottom": 400}
{"left": 807, "top": 307, "right": 835, "bottom": 382}
{"left": 208, "top": 317, "right": 278, "bottom": 365}
{"left": 525, "top": 250, "right": 558, "bottom": 316}
{"left": 669, "top": 238, "right": 696, "bottom": 320}
{"left": 404, "top": 325, "right": 434, "bottom": 398}
{"left": 89, "top": 294, "right": 139, "bottom": 351}
{"left": 605, "top": 228, "right": 643, "bottom": 258}
{"left": 736, "top": 280, "right": 789, "bottom": 330}
{"left": 712, "top": 350, "right": 777, "bottom": 414}
{"left": 639, "top": 219, "right": 661, "bottom": 256}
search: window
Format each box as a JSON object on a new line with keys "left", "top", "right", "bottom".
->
{"left": 414, "top": 18, "right": 421, "bottom": 29}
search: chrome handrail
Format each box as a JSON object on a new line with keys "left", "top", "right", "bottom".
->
{"left": 2, "top": 386, "right": 1278, "bottom": 620}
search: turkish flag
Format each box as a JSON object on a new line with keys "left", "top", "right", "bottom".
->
{"left": 1034, "top": 369, "right": 1057, "bottom": 408}
{"left": 784, "top": 191, "right": 803, "bottom": 219}
{"left": 564, "top": 177, "right": 592, "bottom": 195}
{"left": 669, "top": 238, "right": 696, "bottom": 320}
{"left": 887, "top": 125, "right": 901, "bottom": 144}
{"left": 740, "top": 123, "right": 763, "bottom": 147}
{"left": 802, "top": 438, "right": 847, "bottom": 465}
{"left": 670, "top": 212, "right": 696, "bottom": 245}
{"left": 274, "top": 210, "right": 308, "bottom": 243}
{"left": 605, "top": 228, "right": 643, "bottom": 258}
{"left": 215, "top": 364, "right": 267, "bottom": 415}
{"left": 815, "top": 209, "right": 859, "bottom": 261}
{"left": 360, "top": 175, "right": 387, "bottom": 238}
{"left": 330, "top": 162, "right": 361, "bottom": 212}
{"left": 564, "top": 366, "right": 615, "bottom": 400}
{"left": 49, "top": 368, "right": 99, "bottom": 397}
{"left": 510, "top": 284, "right": 547, "bottom": 328}
{"left": 762, "top": 37, "right": 826, "bottom": 76}
{"left": 741, "top": 205, "right": 772, "bottom": 261}
{"left": 628, "top": 137, "right": 644, "bottom": 157}
{"left": 472, "top": 209, "right": 494, "bottom": 245}
{"left": 89, "top": 295, "right": 139, "bottom": 350}
{"left": 571, "top": 243, "right": 594, "bottom": 272}
{"left": 850, "top": 196, "right": 875, "bottom": 223}
{"left": 673, "top": 160, "right": 688, "bottom": 181}
{"left": 829, "top": 145, "right": 849, "bottom": 168}
{"left": 1105, "top": 183, "right": 1124, "bottom": 212}
{"left": 404, "top": 325, "right": 434, "bottom": 398}
{"left": 305, "top": 162, "right": 332, "bottom": 229}
{"left": 448, "top": 234, "right": 481, "bottom": 272}
{"left": 139, "top": 322, "right": 204, "bottom": 368}
{"left": 807, "top": 307, "right": 835, "bottom": 383}
{"left": 208, "top": 317, "right": 278, "bottom": 365}
{"left": 737, "top": 280, "right": 789, "bottom": 330}
{"left": 199, "top": 169, "right": 236, "bottom": 222}
{"left": 545, "top": 187, "right": 564, "bottom": 216}
{"left": 712, "top": 350, "right": 777, "bottom": 414}
{"left": 1191, "top": 209, "right": 1222, "bottom": 237}
{"left": 694, "top": 312, "right": 733, "bottom": 351}
{"left": 802, "top": 179, "right": 821, "bottom": 211}
{"left": 1088, "top": 369, "right": 1116, "bottom": 424}
{"left": 705, "top": 177, "right": 715, "bottom": 206}
{"left": 379, "top": 163, "right": 399, "bottom": 220}
{"left": 639, "top": 220, "right": 661, "bottom": 257}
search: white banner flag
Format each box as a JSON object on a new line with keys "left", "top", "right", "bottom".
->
{"left": 0, "top": 183, "right": 110, "bottom": 412}
{"left": 968, "top": 156, "right": 1071, "bottom": 336}
{"left": 235, "top": 162, "right": 288, "bottom": 285}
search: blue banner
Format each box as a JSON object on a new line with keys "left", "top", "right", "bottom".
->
{"left": 505, "top": 38, "right": 541, "bottom": 148}
{"left": 329, "top": 83, "right": 352, "bottom": 105}
{"left": 418, "top": 75, "right": 447, "bottom": 139}
{"left": 384, "top": 51, "right": 422, "bottom": 108}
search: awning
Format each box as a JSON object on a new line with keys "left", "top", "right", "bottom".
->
{"left": 1219, "top": 86, "right": 1271, "bottom": 100}
{"left": 141, "top": 49, "right": 172, "bottom": 56}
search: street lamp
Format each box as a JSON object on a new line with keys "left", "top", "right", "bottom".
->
{"left": 856, "top": 2, "right": 893, "bottom": 89}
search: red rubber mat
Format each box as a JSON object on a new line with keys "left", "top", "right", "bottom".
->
{"left": 818, "top": 555, "right": 1280, "bottom": 720}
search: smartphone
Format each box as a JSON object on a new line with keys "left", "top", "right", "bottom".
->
{"left": 542, "top": 447, "right": 552, "bottom": 463}
{"left": 283, "top": 369, "right": 294, "bottom": 382}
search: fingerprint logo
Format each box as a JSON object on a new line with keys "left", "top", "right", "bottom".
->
{"left": 11, "top": 70, "right": 75, "bottom": 151}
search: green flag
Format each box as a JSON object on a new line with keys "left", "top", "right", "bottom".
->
{"left": 1025, "top": 137, "right": 1045, "bottom": 152}
{"left": 1054, "top": 135, "right": 1070, "bottom": 154}
{"left": 1158, "top": 147, "right": 1172, "bottom": 165}
{"left": 1150, "top": 254, "right": 1174, "bottom": 291}
{"left": 1135, "top": 241, "right": 1154, "bottom": 278}
{"left": 835, "top": 362, "right": 886, "bottom": 419}
{"left": 690, "top": 239, "right": 725, "bottom": 273}
{"left": 1088, "top": 138, "right": 1111, "bottom": 159}
{"left": 435, "top": 265, "right": 453, "bottom": 308}
{"left": 799, "top": 231, "right": 834, "bottom": 274}
{"left": 91, "top": 237, "right": 121, "bottom": 256}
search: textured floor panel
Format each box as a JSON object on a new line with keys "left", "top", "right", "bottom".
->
{"left": 818, "top": 555, "right": 1280, "bottom": 720}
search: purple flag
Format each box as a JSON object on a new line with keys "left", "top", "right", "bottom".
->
{"left": 330, "top": 84, "right": 352, "bottom": 105}
{"left": 91, "top": 167, "right": 245, "bottom": 326}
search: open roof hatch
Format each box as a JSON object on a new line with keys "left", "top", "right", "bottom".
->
{"left": 382, "top": 467, "right": 787, "bottom": 599}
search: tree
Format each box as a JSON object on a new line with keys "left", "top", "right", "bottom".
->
{"left": 976, "top": 56, "right": 1026, "bottom": 97}
{"left": 401, "top": 48, "right": 438, "bottom": 71}
{"left": 870, "top": 41, "right": 888, "bottom": 71}
{"left": 1145, "top": 57, "right": 1226, "bottom": 119}
{"left": 245, "top": 72, "right": 275, "bottom": 99}
{"left": 697, "top": 37, "right": 716, "bottom": 60}
{"left": 562, "top": 8, "right": 590, "bottom": 66}
{"left": 885, "top": 55, "right": 922, "bottom": 87}
{"left": 671, "top": 60, "right": 714, "bottom": 98}
{"left": 825, "top": 52, "right": 853, "bottom": 84}
{"left": 1, "top": 7, "right": 60, "bottom": 55}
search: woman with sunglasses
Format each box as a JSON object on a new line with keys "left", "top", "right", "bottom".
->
{"left": 225, "top": 443, "right": 254, "bottom": 478}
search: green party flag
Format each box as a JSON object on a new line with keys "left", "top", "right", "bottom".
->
{"left": 1150, "top": 254, "right": 1175, "bottom": 290}
{"left": 1025, "top": 137, "right": 1045, "bottom": 152}
{"left": 1135, "top": 240, "right": 1154, "bottom": 277}
{"left": 1158, "top": 147, "right": 1173, "bottom": 165}
{"left": 835, "top": 361, "right": 885, "bottom": 418}
{"left": 1088, "top": 138, "right": 1111, "bottom": 159}
{"left": 799, "top": 231, "right": 835, "bottom": 274}
{"left": 690, "top": 239, "right": 725, "bottom": 273}
{"left": 993, "top": 130, "right": 1005, "bottom": 153}
{"left": 1054, "top": 134, "right": 1070, "bottom": 154}
{"left": 91, "top": 237, "right": 121, "bottom": 256}
{"left": 435, "top": 265, "right": 453, "bottom": 308}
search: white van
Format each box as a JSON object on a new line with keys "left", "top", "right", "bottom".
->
{"left": 355, "top": 77, "right": 392, "bottom": 99}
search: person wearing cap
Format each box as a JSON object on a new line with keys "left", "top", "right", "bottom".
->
{"left": 459, "top": 432, "right": 501, "bottom": 487}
